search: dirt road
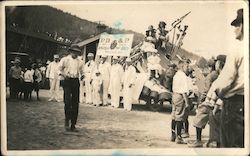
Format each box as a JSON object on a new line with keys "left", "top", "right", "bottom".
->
{"left": 6, "top": 89, "right": 209, "bottom": 150}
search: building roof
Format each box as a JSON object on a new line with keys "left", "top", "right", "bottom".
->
{"left": 77, "top": 33, "right": 104, "bottom": 47}
{"left": 7, "top": 26, "right": 69, "bottom": 46}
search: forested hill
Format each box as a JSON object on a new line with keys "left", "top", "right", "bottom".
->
{"left": 6, "top": 5, "right": 200, "bottom": 61}
{"left": 5, "top": 5, "right": 144, "bottom": 46}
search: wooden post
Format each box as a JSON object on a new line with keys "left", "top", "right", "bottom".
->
{"left": 83, "top": 46, "right": 86, "bottom": 64}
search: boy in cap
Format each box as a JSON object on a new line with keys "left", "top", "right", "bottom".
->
{"left": 92, "top": 69, "right": 103, "bottom": 107}
{"left": 58, "top": 44, "right": 83, "bottom": 132}
{"left": 46, "top": 54, "right": 61, "bottom": 102}
{"left": 109, "top": 56, "right": 124, "bottom": 108}
{"left": 123, "top": 57, "right": 136, "bottom": 111}
{"left": 99, "top": 55, "right": 111, "bottom": 106}
{"left": 9, "top": 58, "right": 22, "bottom": 99}
{"left": 83, "top": 52, "right": 96, "bottom": 105}
{"left": 171, "top": 60, "right": 190, "bottom": 144}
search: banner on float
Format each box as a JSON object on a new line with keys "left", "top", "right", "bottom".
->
{"left": 96, "top": 34, "right": 134, "bottom": 57}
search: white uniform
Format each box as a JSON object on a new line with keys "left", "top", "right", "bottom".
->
{"left": 123, "top": 65, "right": 136, "bottom": 111}
{"left": 83, "top": 60, "right": 96, "bottom": 104}
{"left": 78, "top": 56, "right": 85, "bottom": 103}
{"left": 46, "top": 61, "right": 60, "bottom": 101}
{"left": 109, "top": 63, "right": 124, "bottom": 108}
{"left": 99, "top": 62, "right": 111, "bottom": 105}
{"left": 92, "top": 72, "right": 103, "bottom": 106}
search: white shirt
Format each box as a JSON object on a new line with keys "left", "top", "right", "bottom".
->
{"left": 99, "top": 62, "right": 111, "bottom": 80}
{"left": 207, "top": 49, "right": 244, "bottom": 99}
{"left": 24, "top": 70, "right": 33, "bottom": 83}
{"left": 172, "top": 70, "right": 189, "bottom": 94}
{"left": 58, "top": 55, "right": 83, "bottom": 78}
{"left": 84, "top": 60, "right": 96, "bottom": 75}
{"left": 46, "top": 61, "right": 60, "bottom": 79}
{"left": 148, "top": 55, "right": 161, "bottom": 65}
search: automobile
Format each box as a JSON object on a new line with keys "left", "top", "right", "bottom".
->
{"left": 6, "top": 52, "right": 31, "bottom": 84}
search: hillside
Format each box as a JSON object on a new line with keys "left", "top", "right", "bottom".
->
{"left": 6, "top": 5, "right": 200, "bottom": 61}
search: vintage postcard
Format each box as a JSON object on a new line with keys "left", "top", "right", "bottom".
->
{"left": 1, "top": 0, "right": 249, "bottom": 155}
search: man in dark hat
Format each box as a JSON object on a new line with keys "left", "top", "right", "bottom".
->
{"left": 9, "top": 58, "right": 22, "bottom": 99}
{"left": 58, "top": 44, "right": 83, "bottom": 132}
{"left": 206, "top": 8, "right": 244, "bottom": 147}
{"left": 156, "top": 21, "right": 169, "bottom": 50}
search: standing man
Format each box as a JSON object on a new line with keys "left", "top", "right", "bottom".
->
{"left": 9, "top": 58, "right": 22, "bottom": 99}
{"left": 83, "top": 53, "right": 96, "bottom": 105}
{"left": 109, "top": 56, "right": 124, "bottom": 108}
{"left": 206, "top": 8, "right": 244, "bottom": 147}
{"left": 46, "top": 54, "right": 61, "bottom": 102}
{"left": 123, "top": 58, "right": 137, "bottom": 111}
{"left": 171, "top": 60, "right": 190, "bottom": 144}
{"left": 58, "top": 45, "right": 83, "bottom": 132}
{"left": 99, "top": 55, "right": 111, "bottom": 106}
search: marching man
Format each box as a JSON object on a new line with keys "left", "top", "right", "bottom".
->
{"left": 83, "top": 53, "right": 96, "bottom": 105}
{"left": 46, "top": 54, "right": 61, "bottom": 102}
{"left": 99, "top": 55, "right": 111, "bottom": 106}
{"left": 123, "top": 58, "right": 137, "bottom": 111}
{"left": 109, "top": 56, "right": 124, "bottom": 108}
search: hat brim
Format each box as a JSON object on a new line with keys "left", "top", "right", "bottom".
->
{"left": 69, "top": 48, "right": 81, "bottom": 53}
{"left": 231, "top": 18, "right": 242, "bottom": 26}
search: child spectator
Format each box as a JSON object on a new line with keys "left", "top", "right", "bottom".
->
{"left": 92, "top": 69, "right": 103, "bottom": 107}
{"left": 147, "top": 49, "right": 162, "bottom": 78}
{"left": 23, "top": 67, "right": 34, "bottom": 101}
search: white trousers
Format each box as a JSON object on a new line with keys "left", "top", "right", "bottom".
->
{"left": 102, "top": 79, "right": 110, "bottom": 105}
{"left": 79, "top": 80, "right": 85, "bottom": 103}
{"left": 85, "top": 74, "right": 93, "bottom": 104}
{"left": 92, "top": 83, "right": 102, "bottom": 105}
{"left": 49, "top": 78, "right": 60, "bottom": 100}
{"left": 123, "top": 85, "right": 133, "bottom": 111}
{"left": 110, "top": 80, "right": 121, "bottom": 108}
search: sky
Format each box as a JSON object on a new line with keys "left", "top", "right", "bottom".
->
{"left": 51, "top": 1, "right": 247, "bottom": 58}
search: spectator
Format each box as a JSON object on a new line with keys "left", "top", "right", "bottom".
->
{"left": 8, "top": 58, "right": 22, "bottom": 99}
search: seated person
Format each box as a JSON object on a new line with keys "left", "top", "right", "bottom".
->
{"left": 147, "top": 49, "right": 162, "bottom": 78}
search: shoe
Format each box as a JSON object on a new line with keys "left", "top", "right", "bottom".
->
{"left": 64, "top": 120, "right": 70, "bottom": 131}
{"left": 206, "top": 141, "right": 217, "bottom": 148}
{"left": 176, "top": 136, "right": 187, "bottom": 144}
{"left": 48, "top": 98, "right": 53, "bottom": 102}
{"left": 56, "top": 99, "right": 61, "bottom": 102}
{"left": 188, "top": 141, "right": 203, "bottom": 148}
{"left": 171, "top": 134, "right": 176, "bottom": 142}
{"left": 182, "top": 133, "right": 190, "bottom": 138}
{"left": 70, "top": 125, "right": 79, "bottom": 132}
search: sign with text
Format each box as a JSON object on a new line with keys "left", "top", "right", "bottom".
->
{"left": 96, "top": 34, "right": 134, "bottom": 57}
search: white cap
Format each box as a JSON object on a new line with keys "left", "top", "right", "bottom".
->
{"left": 125, "top": 58, "right": 132, "bottom": 62}
{"left": 113, "top": 56, "right": 118, "bottom": 60}
{"left": 101, "top": 55, "right": 107, "bottom": 58}
{"left": 54, "top": 54, "right": 59, "bottom": 59}
{"left": 87, "top": 53, "right": 94, "bottom": 57}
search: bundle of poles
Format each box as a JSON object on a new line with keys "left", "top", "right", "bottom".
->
{"left": 117, "top": 11, "right": 191, "bottom": 66}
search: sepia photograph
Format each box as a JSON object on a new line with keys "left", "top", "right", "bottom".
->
{"left": 1, "top": 0, "right": 249, "bottom": 155}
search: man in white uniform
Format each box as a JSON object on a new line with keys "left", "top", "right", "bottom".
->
{"left": 123, "top": 58, "right": 137, "bottom": 111}
{"left": 46, "top": 54, "right": 61, "bottom": 102}
{"left": 99, "top": 55, "right": 111, "bottom": 106}
{"left": 83, "top": 53, "right": 96, "bottom": 105}
{"left": 109, "top": 56, "right": 124, "bottom": 108}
